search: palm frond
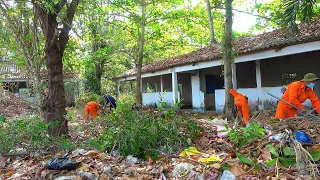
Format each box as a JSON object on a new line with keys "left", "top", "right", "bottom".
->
{"left": 300, "top": 0, "right": 316, "bottom": 23}
{"left": 281, "top": 0, "right": 300, "bottom": 32}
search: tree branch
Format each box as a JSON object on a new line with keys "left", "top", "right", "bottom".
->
{"left": 211, "top": 6, "right": 272, "bottom": 21}
{"left": 54, "top": 0, "right": 66, "bottom": 14}
{"left": 59, "top": 0, "right": 79, "bottom": 52}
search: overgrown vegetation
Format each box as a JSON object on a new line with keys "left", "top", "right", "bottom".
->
{"left": 227, "top": 122, "right": 266, "bottom": 147}
{"left": 89, "top": 101, "right": 203, "bottom": 158}
{"left": 75, "top": 92, "right": 105, "bottom": 110}
{"left": 0, "top": 116, "right": 74, "bottom": 153}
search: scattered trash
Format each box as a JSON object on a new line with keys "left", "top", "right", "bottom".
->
{"left": 126, "top": 155, "right": 138, "bottom": 164}
{"left": 173, "top": 163, "right": 194, "bottom": 177}
{"left": 200, "top": 154, "right": 222, "bottom": 164}
{"left": 9, "top": 148, "right": 28, "bottom": 155}
{"left": 103, "top": 166, "right": 112, "bottom": 175}
{"left": 46, "top": 156, "right": 79, "bottom": 171}
{"left": 79, "top": 171, "right": 98, "bottom": 180}
{"left": 179, "top": 147, "right": 201, "bottom": 157}
{"left": 124, "top": 167, "right": 137, "bottom": 176}
{"left": 220, "top": 170, "right": 236, "bottom": 180}
{"left": 296, "top": 131, "right": 311, "bottom": 143}
{"left": 216, "top": 125, "right": 229, "bottom": 138}
{"left": 54, "top": 176, "right": 79, "bottom": 180}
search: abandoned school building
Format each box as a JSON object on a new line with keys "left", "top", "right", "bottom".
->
{"left": 0, "top": 60, "right": 79, "bottom": 104}
{"left": 117, "top": 20, "right": 320, "bottom": 112}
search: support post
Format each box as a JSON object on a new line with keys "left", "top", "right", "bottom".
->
{"left": 172, "top": 72, "right": 178, "bottom": 103}
{"left": 255, "top": 60, "right": 263, "bottom": 110}
{"left": 232, "top": 63, "right": 237, "bottom": 90}
{"left": 160, "top": 75, "right": 163, "bottom": 92}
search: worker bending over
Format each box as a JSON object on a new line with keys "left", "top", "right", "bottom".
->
{"left": 275, "top": 73, "right": 320, "bottom": 119}
{"left": 104, "top": 95, "right": 116, "bottom": 111}
{"left": 85, "top": 101, "right": 100, "bottom": 121}
{"left": 229, "top": 89, "right": 250, "bottom": 124}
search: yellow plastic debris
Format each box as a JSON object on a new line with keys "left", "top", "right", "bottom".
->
{"left": 179, "top": 147, "right": 201, "bottom": 157}
{"left": 200, "top": 154, "right": 222, "bottom": 164}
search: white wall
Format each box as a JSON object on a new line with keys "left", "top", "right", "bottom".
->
{"left": 142, "top": 92, "right": 180, "bottom": 106}
{"left": 191, "top": 74, "right": 205, "bottom": 110}
{"left": 215, "top": 87, "right": 312, "bottom": 112}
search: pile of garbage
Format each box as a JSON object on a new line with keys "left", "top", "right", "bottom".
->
{"left": 0, "top": 89, "right": 33, "bottom": 120}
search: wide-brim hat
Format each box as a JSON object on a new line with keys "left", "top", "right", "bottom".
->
{"left": 301, "top": 73, "right": 319, "bottom": 82}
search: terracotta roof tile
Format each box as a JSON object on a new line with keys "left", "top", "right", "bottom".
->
{"left": 119, "top": 19, "right": 320, "bottom": 78}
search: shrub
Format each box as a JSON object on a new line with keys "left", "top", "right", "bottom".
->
{"left": 75, "top": 92, "right": 104, "bottom": 111}
{"left": 0, "top": 116, "right": 74, "bottom": 153}
{"left": 118, "top": 93, "right": 135, "bottom": 105}
{"left": 89, "top": 101, "right": 203, "bottom": 158}
{"left": 227, "top": 122, "right": 265, "bottom": 147}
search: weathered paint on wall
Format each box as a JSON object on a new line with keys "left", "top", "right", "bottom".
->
{"left": 191, "top": 74, "right": 205, "bottom": 111}
{"left": 142, "top": 92, "right": 180, "bottom": 107}
{"left": 215, "top": 87, "right": 312, "bottom": 112}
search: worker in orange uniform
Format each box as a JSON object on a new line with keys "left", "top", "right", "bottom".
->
{"left": 275, "top": 73, "right": 320, "bottom": 119}
{"left": 85, "top": 101, "right": 100, "bottom": 121}
{"left": 229, "top": 89, "right": 250, "bottom": 124}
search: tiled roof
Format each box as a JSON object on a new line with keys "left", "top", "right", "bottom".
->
{"left": 0, "top": 61, "right": 79, "bottom": 80}
{"left": 119, "top": 19, "right": 320, "bottom": 78}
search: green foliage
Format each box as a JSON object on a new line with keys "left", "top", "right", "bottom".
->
{"left": 267, "top": 143, "right": 280, "bottom": 157}
{"left": 89, "top": 101, "right": 203, "bottom": 158}
{"left": 227, "top": 122, "right": 265, "bottom": 147}
{"left": 75, "top": 92, "right": 104, "bottom": 110}
{"left": 237, "top": 153, "right": 253, "bottom": 165}
{"left": 118, "top": 93, "right": 135, "bottom": 105}
{"left": 0, "top": 113, "right": 5, "bottom": 122}
{"left": 0, "top": 116, "right": 74, "bottom": 153}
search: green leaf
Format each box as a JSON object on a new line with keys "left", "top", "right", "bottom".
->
{"left": 222, "top": 163, "right": 231, "bottom": 171}
{"left": 310, "top": 150, "right": 320, "bottom": 161}
{"left": 278, "top": 157, "right": 296, "bottom": 167}
{"left": 266, "top": 144, "right": 279, "bottom": 157}
{"left": 237, "top": 153, "right": 253, "bottom": 166}
{"left": 265, "top": 159, "right": 277, "bottom": 168}
{"left": 282, "top": 147, "right": 295, "bottom": 156}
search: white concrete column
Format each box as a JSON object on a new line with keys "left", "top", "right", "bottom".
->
{"left": 255, "top": 60, "right": 263, "bottom": 110}
{"left": 172, "top": 72, "right": 178, "bottom": 103}
{"left": 160, "top": 75, "right": 163, "bottom": 92}
{"left": 191, "top": 73, "right": 205, "bottom": 111}
{"left": 232, "top": 63, "right": 237, "bottom": 90}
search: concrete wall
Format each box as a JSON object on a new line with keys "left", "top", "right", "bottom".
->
{"left": 191, "top": 74, "right": 205, "bottom": 111}
{"left": 215, "top": 87, "right": 312, "bottom": 112}
{"left": 142, "top": 92, "right": 179, "bottom": 106}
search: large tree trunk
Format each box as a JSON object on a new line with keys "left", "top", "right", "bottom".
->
{"left": 223, "top": 0, "right": 234, "bottom": 121}
{"left": 35, "top": 0, "right": 79, "bottom": 137}
{"left": 206, "top": 0, "right": 216, "bottom": 45}
{"left": 135, "top": 0, "right": 146, "bottom": 106}
{"left": 45, "top": 45, "right": 68, "bottom": 136}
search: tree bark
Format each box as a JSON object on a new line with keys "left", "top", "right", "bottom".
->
{"left": 206, "top": 0, "right": 217, "bottom": 45}
{"left": 34, "top": 0, "right": 79, "bottom": 137}
{"left": 223, "top": 0, "right": 234, "bottom": 121}
{"left": 135, "top": 0, "right": 146, "bottom": 106}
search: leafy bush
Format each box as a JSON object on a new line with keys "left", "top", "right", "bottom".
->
{"left": 75, "top": 92, "right": 104, "bottom": 110}
{"left": 89, "top": 101, "right": 203, "bottom": 158}
{"left": 0, "top": 116, "right": 74, "bottom": 153}
{"left": 118, "top": 93, "right": 135, "bottom": 105}
{"left": 227, "top": 122, "right": 265, "bottom": 147}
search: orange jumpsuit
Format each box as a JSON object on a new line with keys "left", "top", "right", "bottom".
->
{"left": 85, "top": 101, "right": 100, "bottom": 121}
{"left": 229, "top": 89, "right": 250, "bottom": 123}
{"left": 275, "top": 81, "right": 320, "bottom": 119}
